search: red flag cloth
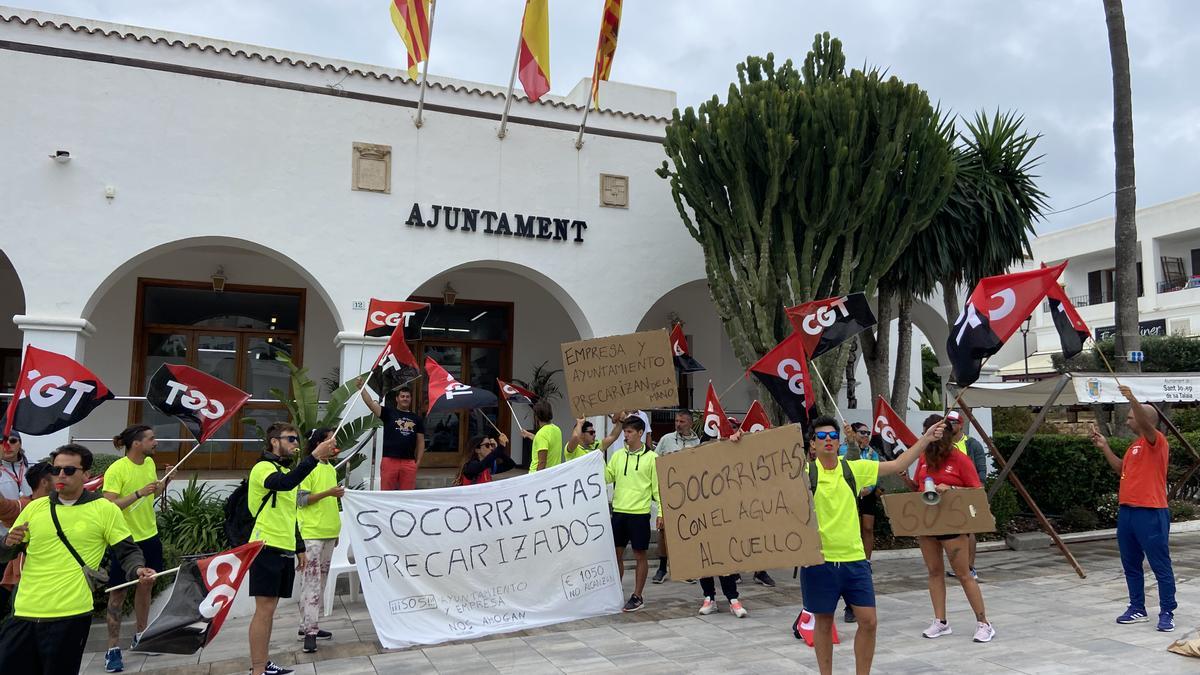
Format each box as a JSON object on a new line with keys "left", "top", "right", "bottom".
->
{"left": 669, "top": 324, "right": 705, "bottom": 373}
{"left": 701, "top": 381, "right": 734, "bottom": 439}
{"left": 748, "top": 333, "right": 815, "bottom": 429}
{"left": 131, "top": 541, "right": 264, "bottom": 654}
{"left": 785, "top": 292, "right": 877, "bottom": 360}
{"left": 3, "top": 345, "right": 114, "bottom": 440}
{"left": 146, "top": 364, "right": 250, "bottom": 444}
{"left": 1044, "top": 281, "right": 1090, "bottom": 359}
{"left": 871, "top": 396, "right": 918, "bottom": 460}
{"left": 739, "top": 400, "right": 772, "bottom": 433}
{"left": 369, "top": 327, "right": 420, "bottom": 384}
{"left": 364, "top": 299, "right": 430, "bottom": 340}
{"left": 83, "top": 474, "right": 105, "bottom": 492}
{"left": 425, "top": 357, "right": 498, "bottom": 414}
{"left": 588, "top": 0, "right": 622, "bottom": 108}
{"left": 794, "top": 609, "right": 840, "bottom": 646}
{"left": 948, "top": 262, "right": 1067, "bottom": 386}
{"left": 497, "top": 378, "right": 538, "bottom": 406}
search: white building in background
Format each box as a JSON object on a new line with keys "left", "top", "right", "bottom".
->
{"left": 994, "top": 192, "right": 1200, "bottom": 379}
{"left": 0, "top": 8, "right": 944, "bottom": 480}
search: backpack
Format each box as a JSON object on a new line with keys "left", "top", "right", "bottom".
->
{"left": 223, "top": 463, "right": 282, "bottom": 547}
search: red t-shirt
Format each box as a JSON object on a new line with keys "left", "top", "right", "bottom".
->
{"left": 915, "top": 450, "right": 983, "bottom": 489}
{"left": 1119, "top": 431, "right": 1169, "bottom": 508}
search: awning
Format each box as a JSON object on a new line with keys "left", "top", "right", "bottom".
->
{"left": 951, "top": 372, "right": 1200, "bottom": 407}
{"left": 995, "top": 352, "right": 1059, "bottom": 377}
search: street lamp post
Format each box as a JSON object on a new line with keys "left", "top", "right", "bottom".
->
{"left": 1020, "top": 316, "right": 1033, "bottom": 379}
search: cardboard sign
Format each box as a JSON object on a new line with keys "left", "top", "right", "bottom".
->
{"left": 882, "top": 489, "right": 996, "bottom": 537}
{"left": 561, "top": 329, "right": 678, "bottom": 418}
{"left": 656, "top": 425, "right": 824, "bottom": 579}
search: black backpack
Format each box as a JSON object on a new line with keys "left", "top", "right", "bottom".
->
{"left": 223, "top": 464, "right": 281, "bottom": 547}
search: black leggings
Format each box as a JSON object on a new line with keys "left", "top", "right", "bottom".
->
{"left": 700, "top": 575, "right": 739, "bottom": 601}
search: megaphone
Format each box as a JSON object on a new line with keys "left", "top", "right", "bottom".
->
{"left": 922, "top": 477, "right": 941, "bottom": 506}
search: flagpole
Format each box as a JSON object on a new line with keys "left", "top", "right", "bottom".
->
{"left": 497, "top": 24, "right": 524, "bottom": 139}
{"left": 505, "top": 399, "right": 526, "bottom": 434}
{"left": 574, "top": 85, "right": 595, "bottom": 150}
{"left": 812, "top": 367, "right": 850, "bottom": 431}
{"left": 160, "top": 442, "right": 203, "bottom": 483}
{"left": 106, "top": 566, "right": 180, "bottom": 593}
{"left": 413, "top": 0, "right": 437, "bottom": 128}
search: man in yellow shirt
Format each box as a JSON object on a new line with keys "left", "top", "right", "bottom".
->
{"left": 802, "top": 415, "right": 941, "bottom": 675}
{"left": 296, "top": 427, "right": 345, "bottom": 655}
{"left": 103, "top": 424, "right": 172, "bottom": 672}
{"left": 0, "top": 444, "right": 154, "bottom": 674}
{"left": 603, "top": 415, "right": 660, "bottom": 613}
{"left": 524, "top": 400, "right": 563, "bottom": 473}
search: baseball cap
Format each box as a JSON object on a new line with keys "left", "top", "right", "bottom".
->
{"left": 946, "top": 411, "right": 962, "bottom": 424}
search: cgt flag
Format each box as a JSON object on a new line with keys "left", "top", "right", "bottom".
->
{"left": 497, "top": 378, "right": 537, "bottom": 406}
{"left": 871, "top": 396, "right": 918, "bottom": 461}
{"left": 426, "top": 357, "right": 498, "bottom": 414}
{"left": 947, "top": 263, "right": 1066, "bottom": 386}
{"left": 4, "top": 346, "right": 114, "bottom": 440}
{"left": 364, "top": 299, "right": 430, "bottom": 341}
{"left": 669, "top": 324, "right": 704, "bottom": 373}
{"left": 748, "top": 333, "right": 815, "bottom": 429}
{"left": 701, "top": 381, "right": 734, "bottom": 439}
{"left": 131, "top": 542, "right": 263, "bottom": 654}
{"left": 146, "top": 365, "right": 250, "bottom": 444}
{"left": 367, "top": 326, "right": 421, "bottom": 396}
{"left": 786, "top": 292, "right": 876, "bottom": 360}
{"left": 739, "top": 400, "right": 772, "bottom": 434}
{"left": 1045, "top": 282, "right": 1089, "bottom": 359}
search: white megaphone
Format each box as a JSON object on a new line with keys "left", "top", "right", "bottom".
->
{"left": 922, "top": 477, "right": 941, "bottom": 506}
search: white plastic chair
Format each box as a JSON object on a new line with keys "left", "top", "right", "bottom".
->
{"left": 322, "top": 512, "right": 359, "bottom": 616}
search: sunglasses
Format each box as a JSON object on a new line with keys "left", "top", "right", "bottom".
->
{"left": 280, "top": 435, "right": 300, "bottom": 443}
{"left": 814, "top": 431, "right": 840, "bottom": 440}
{"left": 857, "top": 430, "right": 871, "bottom": 436}
{"left": 481, "top": 442, "right": 497, "bottom": 448}
{"left": 5, "top": 437, "right": 19, "bottom": 444}
{"left": 49, "top": 466, "right": 82, "bottom": 476}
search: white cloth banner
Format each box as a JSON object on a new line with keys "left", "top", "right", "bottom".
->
{"left": 341, "top": 451, "right": 623, "bottom": 648}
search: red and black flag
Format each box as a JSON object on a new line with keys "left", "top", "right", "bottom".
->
{"left": 131, "top": 542, "right": 263, "bottom": 654}
{"left": 364, "top": 299, "right": 430, "bottom": 340}
{"left": 3, "top": 346, "right": 113, "bottom": 440}
{"left": 701, "top": 381, "right": 734, "bottom": 439}
{"left": 740, "top": 400, "right": 772, "bottom": 434}
{"left": 497, "top": 378, "right": 537, "bottom": 406}
{"left": 871, "top": 395, "right": 918, "bottom": 461}
{"left": 947, "top": 262, "right": 1067, "bottom": 387}
{"left": 748, "top": 333, "right": 815, "bottom": 429}
{"left": 426, "top": 357, "right": 498, "bottom": 414}
{"left": 146, "top": 365, "right": 250, "bottom": 444}
{"left": 1045, "top": 280, "right": 1089, "bottom": 359}
{"left": 669, "top": 324, "right": 704, "bottom": 373}
{"left": 366, "top": 326, "right": 421, "bottom": 395}
{"left": 785, "top": 292, "right": 876, "bottom": 360}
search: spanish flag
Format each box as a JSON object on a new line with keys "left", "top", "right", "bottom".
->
{"left": 518, "top": 0, "right": 551, "bottom": 101}
{"left": 590, "top": 0, "right": 622, "bottom": 109}
{"left": 390, "top": 0, "right": 432, "bottom": 79}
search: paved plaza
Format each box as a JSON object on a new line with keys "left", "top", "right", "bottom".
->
{"left": 79, "top": 532, "right": 1200, "bottom": 674}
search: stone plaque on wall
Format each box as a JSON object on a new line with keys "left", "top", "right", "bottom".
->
{"left": 600, "top": 173, "right": 628, "bottom": 208}
{"left": 352, "top": 142, "right": 391, "bottom": 193}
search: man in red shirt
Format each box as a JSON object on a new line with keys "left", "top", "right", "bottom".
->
{"left": 1090, "top": 384, "right": 1176, "bottom": 632}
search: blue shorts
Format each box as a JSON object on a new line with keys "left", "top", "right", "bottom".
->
{"left": 799, "top": 560, "right": 875, "bottom": 614}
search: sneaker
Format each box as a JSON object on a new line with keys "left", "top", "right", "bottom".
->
{"left": 264, "top": 662, "right": 295, "bottom": 675}
{"left": 699, "top": 596, "right": 717, "bottom": 615}
{"left": 652, "top": 568, "right": 668, "bottom": 584}
{"left": 104, "top": 647, "right": 124, "bottom": 673}
{"left": 969, "top": 567, "right": 979, "bottom": 580}
{"left": 297, "top": 629, "right": 333, "bottom": 640}
{"left": 1116, "top": 606, "right": 1149, "bottom": 624}
{"left": 622, "top": 594, "right": 644, "bottom": 612}
{"left": 973, "top": 622, "right": 996, "bottom": 643}
{"left": 730, "top": 599, "right": 748, "bottom": 618}
{"left": 302, "top": 634, "right": 318, "bottom": 654}
{"left": 946, "top": 569, "right": 957, "bottom": 578}
{"left": 1157, "top": 611, "right": 1175, "bottom": 632}
{"left": 922, "top": 619, "right": 952, "bottom": 639}
{"left": 753, "top": 571, "right": 776, "bottom": 587}
{"left": 844, "top": 606, "right": 857, "bottom": 624}
{"left": 684, "top": 578, "right": 697, "bottom": 584}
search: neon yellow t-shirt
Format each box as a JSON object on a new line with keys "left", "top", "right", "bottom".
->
{"left": 567, "top": 440, "right": 601, "bottom": 462}
{"left": 527, "top": 424, "right": 564, "bottom": 474}
{"left": 103, "top": 455, "right": 159, "bottom": 542}
{"left": 954, "top": 437, "right": 970, "bottom": 456}
{"left": 11, "top": 496, "right": 133, "bottom": 618}
{"left": 249, "top": 460, "right": 298, "bottom": 551}
{"left": 299, "top": 462, "right": 341, "bottom": 540}
{"left": 604, "top": 447, "right": 660, "bottom": 515}
{"left": 811, "top": 459, "right": 879, "bottom": 562}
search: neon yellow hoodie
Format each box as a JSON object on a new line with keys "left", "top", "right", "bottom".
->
{"left": 604, "top": 446, "right": 659, "bottom": 515}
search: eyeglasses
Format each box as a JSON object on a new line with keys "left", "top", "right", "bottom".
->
{"left": 481, "top": 442, "right": 497, "bottom": 449}
{"left": 814, "top": 431, "right": 840, "bottom": 440}
{"left": 281, "top": 435, "right": 300, "bottom": 443}
{"left": 5, "top": 437, "right": 19, "bottom": 444}
{"left": 49, "top": 466, "right": 81, "bottom": 476}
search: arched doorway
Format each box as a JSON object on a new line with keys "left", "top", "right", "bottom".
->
{"left": 0, "top": 249, "right": 26, "bottom": 422}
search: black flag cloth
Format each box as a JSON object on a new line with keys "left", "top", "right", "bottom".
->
{"left": 785, "top": 292, "right": 876, "bottom": 360}
{"left": 1045, "top": 282, "right": 1090, "bottom": 359}
{"left": 748, "top": 333, "right": 815, "bottom": 430}
{"left": 3, "top": 346, "right": 113, "bottom": 440}
{"left": 146, "top": 365, "right": 251, "bottom": 444}
{"left": 366, "top": 326, "right": 421, "bottom": 395}
{"left": 669, "top": 324, "right": 705, "bottom": 373}
{"left": 497, "top": 378, "right": 538, "bottom": 406}
{"left": 426, "top": 358, "right": 498, "bottom": 413}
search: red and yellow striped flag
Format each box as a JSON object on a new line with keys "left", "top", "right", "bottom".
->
{"left": 590, "top": 0, "right": 622, "bottom": 109}
{"left": 518, "top": 0, "right": 551, "bottom": 101}
{"left": 390, "top": 0, "right": 432, "bottom": 79}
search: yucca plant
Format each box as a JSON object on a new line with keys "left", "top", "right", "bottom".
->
{"left": 158, "top": 475, "right": 227, "bottom": 556}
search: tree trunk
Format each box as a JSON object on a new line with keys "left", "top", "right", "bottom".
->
{"left": 845, "top": 339, "right": 859, "bottom": 409}
{"left": 942, "top": 277, "right": 960, "bottom": 330}
{"left": 861, "top": 287, "right": 895, "bottom": 403}
{"left": 891, "top": 294, "right": 914, "bottom": 412}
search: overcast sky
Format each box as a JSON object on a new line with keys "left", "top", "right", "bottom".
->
{"left": 17, "top": 0, "right": 1200, "bottom": 233}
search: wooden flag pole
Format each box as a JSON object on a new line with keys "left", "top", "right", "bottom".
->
{"left": 413, "top": 0, "right": 438, "bottom": 128}
{"left": 478, "top": 409, "right": 504, "bottom": 437}
{"left": 505, "top": 399, "right": 526, "bottom": 434}
{"left": 107, "top": 566, "right": 180, "bottom": 593}
{"left": 160, "top": 442, "right": 204, "bottom": 483}
{"left": 497, "top": 22, "right": 523, "bottom": 139}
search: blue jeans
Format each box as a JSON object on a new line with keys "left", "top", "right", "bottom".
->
{"left": 1117, "top": 505, "right": 1177, "bottom": 613}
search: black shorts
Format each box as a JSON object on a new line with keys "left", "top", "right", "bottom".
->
{"left": 108, "top": 535, "right": 164, "bottom": 585}
{"left": 611, "top": 512, "right": 652, "bottom": 551}
{"left": 249, "top": 546, "right": 297, "bottom": 598}
{"left": 935, "top": 533, "right": 965, "bottom": 542}
{"left": 858, "top": 488, "right": 881, "bottom": 517}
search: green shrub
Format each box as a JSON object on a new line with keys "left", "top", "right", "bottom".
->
{"left": 90, "top": 452, "right": 122, "bottom": 476}
{"left": 985, "top": 477, "right": 1021, "bottom": 533}
{"left": 158, "top": 476, "right": 228, "bottom": 557}
{"left": 1170, "top": 407, "right": 1200, "bottom": 433}
{"left": 1095, "top": 493, "right": 1119, "bottom": 527}
{"left": 1060, "top": 505, "right": 1099, "bottom": 532}
{"left": 992, "top": 434, "right": 1118, "bottom": 514}
{"left": 1168, "top": 499, "right": 1198, "bottom": 522}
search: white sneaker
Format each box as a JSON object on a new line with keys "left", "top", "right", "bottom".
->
{"left": 699, "top": 597, "right": 717, "bottom": 615}
{"left": 973, "top": 622, "right": 996, "bottom": 643}
{"left": 729, "top": 599, "right": 748, "bottom": 618}
{"left": 922, "top": 619, "right": 952, "bottom": 639}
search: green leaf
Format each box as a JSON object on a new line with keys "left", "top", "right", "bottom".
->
{"left": 335, "top": 415, "right": 380, "bottom": 451}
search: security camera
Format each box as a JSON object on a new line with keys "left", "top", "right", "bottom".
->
{"left": 50, "top": 150, "right": 71, "bottom": 164}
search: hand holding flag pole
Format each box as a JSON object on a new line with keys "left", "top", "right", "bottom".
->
{"left": 107, "top": 566, "right": 180, "bottom": 593}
